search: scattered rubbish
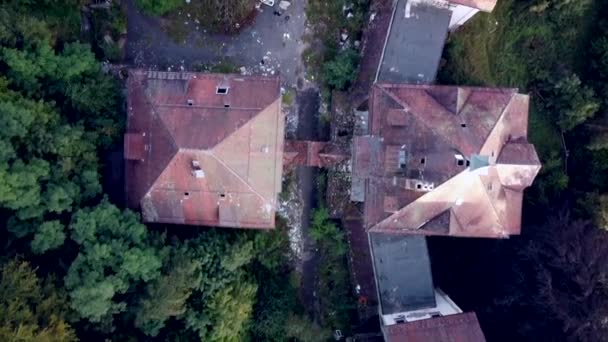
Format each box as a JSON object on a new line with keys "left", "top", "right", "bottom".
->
{"left": 346, "top": 12, "right": 354, "bottom": 19}
{"left": 354, "top": 40, "right": 361, "bottom": 48}
{"left": 283, "top": 32, "right": 291, "bottom": 40}
{"left": 185, "top": 0, "right": 190, "bottom": 3}
{"left": 279, "top": 0, "right": 291, "bottom": 10}
{"left": 261, "top": 0, "right": 275, "bottom": 6}
{"left": 369, "top": 12, "right": 376, "bottom": 22}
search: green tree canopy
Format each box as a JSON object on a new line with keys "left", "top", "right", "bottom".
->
{"left": 64, "top": 200, "right": 166, "bottom": 324}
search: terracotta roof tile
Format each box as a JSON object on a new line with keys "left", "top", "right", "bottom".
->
{"left": 125, "top": 70, "right": 283, "bottom": 229}
{"left": 356, "top": 84, "right": 541, "bottom": 238}
{"left": 384, "top": 312, "right": 486, "bottom": 342}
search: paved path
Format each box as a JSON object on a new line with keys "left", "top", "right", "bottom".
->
{"left": 125, "top": 0, "right": 308, "bottom": 87}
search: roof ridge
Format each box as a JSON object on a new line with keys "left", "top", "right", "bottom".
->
{"left": 139, "top": 78, "right": 179, "bottom": 198}
{"left": 209, "top": 98, "right": 281, "bottom": 203}
{"left": 479, "top": 92, "right": 516, "bottom": 155}
{"left": 379, "top": 85, "right": 476, "bottom": 154}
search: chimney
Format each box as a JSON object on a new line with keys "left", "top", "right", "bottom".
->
{"left": 191, "top": 160, "right": 205, "bottom": 178}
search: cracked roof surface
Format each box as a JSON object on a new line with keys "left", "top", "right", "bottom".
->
{"left": 354, "top": 84, "right": 541, "bottom": 238}
{"left": 125, "top": 70, "right": 284, "bottom": 229}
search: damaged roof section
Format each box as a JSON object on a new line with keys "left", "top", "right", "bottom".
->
{"left": 377, "top": 0, "right": 451, "bottom": 84}
{"left": 125, "top": 70, "right": 284, "bottom": 229}
{"left": 354, "top": 84, "right": 541, "bottom": 238}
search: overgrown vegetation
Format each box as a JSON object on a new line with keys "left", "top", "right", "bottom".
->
{"left": 433, "top": 0, "right": 608, "bottom": 340}
{"left": 310, "top": 207, "right": 356, "bottom": 333}
{"left": 304, "top": 0, "right": 369, "bottom": 97}
{"left": 137, "top": 0, "right": 257, "bottom": 35}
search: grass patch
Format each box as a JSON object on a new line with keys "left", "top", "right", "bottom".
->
{"left": 193, "top": 60, "right": 240, "bottom": 73}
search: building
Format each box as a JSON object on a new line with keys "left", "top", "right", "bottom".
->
{"left": 369, "top": 234, "right": 486, "bottom": 341}
{"left": 352, "top": 84, "right": 540, "bottom": 238}
{"left": 124, "top": 70, "right": 284, "bottom": 229}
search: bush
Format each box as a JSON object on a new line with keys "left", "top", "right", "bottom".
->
{"left": 323, "top": 49, "right": 360, "bottom": 91}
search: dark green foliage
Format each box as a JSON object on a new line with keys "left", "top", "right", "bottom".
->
{"left": 136, "top": 0, "right": 183, "bottom": 16}
{"left": 251, "top": 217, "right": 329, "bottom": 342}
{"left": 305, "top": 0, "right": 369, "bottom": 94}
{"left": 542, "top": 74, "right": 599, "bottom": 131}
{"left": 323, "top": 49, "right": 360, "bottom": 91}
{"left": 65, "top": 200, "right": 166, "bottom": 324}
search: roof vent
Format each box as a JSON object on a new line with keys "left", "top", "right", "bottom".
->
{"left": 187, "top": 99, "right": 194, "bottom": 106}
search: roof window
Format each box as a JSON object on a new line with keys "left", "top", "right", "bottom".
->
{"left": 216, "top": 87, "right": 229, "bottom": 95}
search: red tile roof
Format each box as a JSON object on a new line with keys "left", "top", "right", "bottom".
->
{"left": 383, "top": 312, "right": 486, "bottom": 342}
{"left": 354, "top": 84, "right": 541, "bottom": 238}
{"left": 125, "top": 70, "right": 284, "bottom": 229}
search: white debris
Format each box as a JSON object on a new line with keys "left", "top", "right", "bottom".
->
{"left": 354, "top": 40, "right": 360, "bottom": 48}
{"left": 340, "top": 33, "right": 349, "bottom": 41}
{"left": 369, "top": 12, "right": 376, "bottom": 22}
{"left": 283, "top": 32, "right": 291, "bottom": 40}
{"left": 185, "top": 0, "right": 190, "bottom": 3}
{"left": 346, "top": 12, "right": 354, "bottom": 19}
{"left": 279, "top": 0, "right": 291, "bottom": 10}
{"left": 240, "top": 66, "right": 247, "bottom": 74}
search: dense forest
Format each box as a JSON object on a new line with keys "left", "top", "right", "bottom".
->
{"left": 432, "top": 0, "right": 608, "bottom": 341}
{"left": 0, "top": 1, "right": 333, "bottom": 341}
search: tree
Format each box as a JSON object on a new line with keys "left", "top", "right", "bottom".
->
{"left": 0, "top": 259, "right": 77, "bottom": 342}
{"left": 64, "top": 200, "right": 166, "bottom": 325}
{"left": 544, "top": 74, "right": 600, "bottom": 132}
{"left": 134, "top": 251, "right": 202, "bottom": 336}
{"left": 30, "top": 220, "right": 65, "bottom": 255}
{"left": 323, "top": 48, "right": 359, "bottom": 90}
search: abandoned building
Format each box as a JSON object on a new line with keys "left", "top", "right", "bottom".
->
{"left": 352, "top": 84, "right": 541, "bottom": 238}
{"left": 124, "top": 70, "right": 285, "bottom": 229}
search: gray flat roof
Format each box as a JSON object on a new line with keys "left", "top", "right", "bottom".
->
{"left": 377, "top": 0, "right": 451, "bottom": 84}
{"left": 370, "top": 233, "right": 436, "bottom": 314}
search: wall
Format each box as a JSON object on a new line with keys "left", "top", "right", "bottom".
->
{"left": 381, "top": 288, "right": 463, "bottom": 326}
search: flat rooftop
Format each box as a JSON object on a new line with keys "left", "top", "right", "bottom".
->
{"left": 370, "top": 233, "right": 436, "bottom": 314}
{"left": 377, "top": 0, "right": 451, "bottom": 84}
